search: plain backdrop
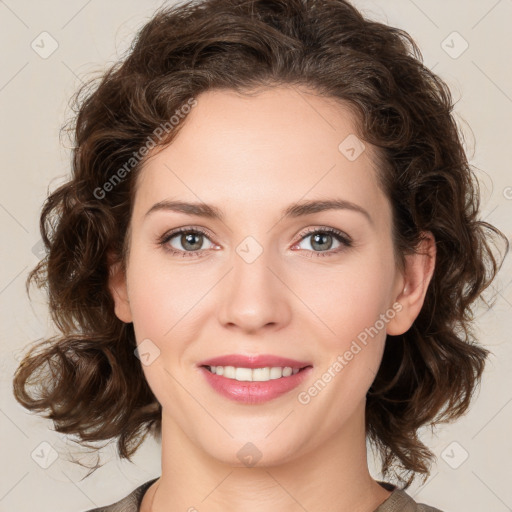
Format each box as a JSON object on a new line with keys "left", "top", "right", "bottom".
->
{"left": 1, "top": 1, "right": 511, "bottom": 511}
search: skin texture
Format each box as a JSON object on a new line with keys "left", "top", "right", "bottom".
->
{"left": 109, "top": 86, "right": 436, "bottom": 512}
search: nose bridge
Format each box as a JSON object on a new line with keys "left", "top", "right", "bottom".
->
{"left": 217, "top": 234, "right": 290, "bottom": 332}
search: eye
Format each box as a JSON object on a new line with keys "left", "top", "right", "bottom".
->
{"left": 291, "top": 227, "right": 353, "bottom": 257}
{"left": 158, "top": 227, "right": 217, "bottom": 257}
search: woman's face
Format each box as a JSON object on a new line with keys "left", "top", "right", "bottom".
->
{"left": 110, "top": 86, "right": 410, "bottom": 466}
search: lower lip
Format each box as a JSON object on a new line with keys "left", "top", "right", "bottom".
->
{"left": 199, "top": 366, "right": 313, "bottom": 404}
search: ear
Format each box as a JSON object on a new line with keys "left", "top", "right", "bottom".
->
{"left": 386, "top": 231, "right": 436, "bottom": 336}
{"left": 107, "top": 251, "right": 133, "bottom": 324}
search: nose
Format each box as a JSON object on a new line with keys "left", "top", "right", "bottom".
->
{"left": 217, "top": 246, "right": 292, "bottom": 334}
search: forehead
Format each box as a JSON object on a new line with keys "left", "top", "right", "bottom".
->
{"left": 132, "top": 86, "right": 389, "bottom": 226}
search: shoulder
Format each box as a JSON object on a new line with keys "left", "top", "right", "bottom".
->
{"left": 375, "top": 484, "right": 445, "bottom": 512}
{"left": 80, "top": 477, "right": 159, "bottom": 512}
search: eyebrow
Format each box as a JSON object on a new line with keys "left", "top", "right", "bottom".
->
{"left": 144, "top": 198, "right": 373, "bottom": 225}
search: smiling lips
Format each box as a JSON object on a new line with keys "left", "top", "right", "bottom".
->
{"left": 198, "top": 354, "right": 313, "bottom": 404}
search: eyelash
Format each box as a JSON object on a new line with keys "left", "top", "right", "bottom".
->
{"left": 157, "top": 226, "right": 353, "bottom": 258}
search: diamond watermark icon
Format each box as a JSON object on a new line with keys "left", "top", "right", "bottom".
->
{"left": 338, "top": 134, "right": 365, "bottom": 161}
{"left": 236, "top": 236, "right": 264, "bottom": 264}
{"left": 134, "top": 338, "right": 161, "bottom": 366}
{"left": 236, "top": 442, "right": 263, "bottom": 467}
{"left": 31, "top": 441, "right": 59, "bottom": 469}
{"left": 31, "top": 31, "right": 59, "bottom": 59}
{"left": 441, "top": 441, "right": 469, "bottom": 469}
{"left": 441, "top": 31, "right": 469, "bottom": 59}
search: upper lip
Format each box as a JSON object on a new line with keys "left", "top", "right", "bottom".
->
{"left": 198, "top": 354, "right": 312, "bottom": 370}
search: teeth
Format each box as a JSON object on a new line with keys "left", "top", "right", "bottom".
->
{"left": 282, "top": 367, "right": 293, "bottom": 377}
{"left": 223, "top": 366, "right": 236, "bottom": 379}
{"left": 207, "top": 365, "right": 301, "bottom": 382}
{"left": 235, "top": 367, "right": 252, "bottom": 381}
{"left": 253, "top": 367, "right": 270, "bottom": 381}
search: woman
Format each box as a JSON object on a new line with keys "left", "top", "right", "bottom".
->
{"left": 12, "top": 0, "right": 508, "bottom": 510}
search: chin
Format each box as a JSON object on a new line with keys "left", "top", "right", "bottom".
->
{"left": 200, "top": 433, "right": 304, "bottom": 469}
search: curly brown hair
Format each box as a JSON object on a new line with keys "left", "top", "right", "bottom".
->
{"left": 12, "top": 0, "right": 509, "bottom": 489}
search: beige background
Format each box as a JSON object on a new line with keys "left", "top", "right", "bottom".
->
{"left": 1, "top": 1, "right": 511, "bottom": 511}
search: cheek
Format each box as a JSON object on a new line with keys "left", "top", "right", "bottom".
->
{"left": 291, "top": 249, "right": 396, "bottom": 350}
{"left": 125, "top": 254, "right": 200, "bottom": 403}
{"left": 126, "top": 250, "right": 208, "bottom": 339}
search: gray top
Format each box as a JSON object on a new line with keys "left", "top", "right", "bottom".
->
{"left": 82, "top": 478, "right": 444, "bottom": 512}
